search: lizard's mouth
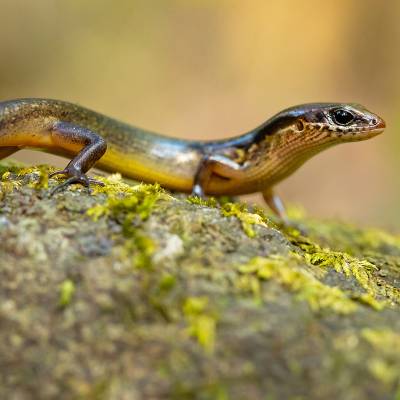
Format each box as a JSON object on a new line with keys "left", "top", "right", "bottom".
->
{"left": 371, "top": 117, "right": 386, "bottom": 132}
{"left": 347, "top": 117, "right": 386, "bottom": 141}
{"left": 364, "top": 117, "right": 386, "bottom": 137}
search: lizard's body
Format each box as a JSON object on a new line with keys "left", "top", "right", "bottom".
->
{"left": 0, "top": 99, "right": 385, "bottom": 217}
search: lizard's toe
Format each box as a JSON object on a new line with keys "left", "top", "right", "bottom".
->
{"left": 49, "top": 169, "right": 68, "bottom": 178}
{"left": 49, "top": 172, "right": 104, "bottom": 196}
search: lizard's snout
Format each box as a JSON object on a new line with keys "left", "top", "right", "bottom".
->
{"left": 374, "top": 117, "right": 386, "bottom": 131}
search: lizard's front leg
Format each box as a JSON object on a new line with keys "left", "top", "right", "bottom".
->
{"left": 49, "top": 121, "right": 107, "bottom": 195}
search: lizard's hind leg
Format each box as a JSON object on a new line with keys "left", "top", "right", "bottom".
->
{"left": 192, "top": 154, "right": 245, "bottom": 197}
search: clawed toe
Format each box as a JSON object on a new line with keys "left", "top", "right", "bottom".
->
{"left": 49, "top": 169, "right": 68, "bottom": 178}
{"left": 88, "top": 178, "right": 105, "bottom": 187}
{"left": 49, "top": 176, "right": 78, "bottom": 196}
{"left": 49, "top": 171, "right": 104, "bottom": 196}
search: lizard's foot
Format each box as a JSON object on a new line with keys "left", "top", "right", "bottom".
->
{"left": 49, "top": 168, "right": 104, "bottom": 196}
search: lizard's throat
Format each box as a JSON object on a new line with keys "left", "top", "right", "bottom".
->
{"left": 261, "top": 130, "right": 337, "bottom": 186}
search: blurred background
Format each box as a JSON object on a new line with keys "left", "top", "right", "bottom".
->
{"left": 0, "top": 0, "right": 399, "bottom": 227}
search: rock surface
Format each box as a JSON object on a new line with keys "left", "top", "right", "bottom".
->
{"left": 1, "top": 162, "right": 400, "bottom": 400}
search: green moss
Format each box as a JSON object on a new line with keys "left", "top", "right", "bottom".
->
{"left": 88, "top": 177, "right": 169, "bottom": 220}
{"left": 234, "top": 273, "right": 262, "bottom": 301}
{"left": 0, "top": 159, "right": 25, "bottom": 175}
{"left": 126, "top": 232, "right": 155, "bottom": 269}
{"left": 75, "top": 378, "right": 111, "bottom": 400}
{"left": 355, "top": 293, "right": 386, "bottom": 311}
{"left": 186, "top": 195, "right": 218, "bottom": 208}
{"left": 0, "top": 176, "right": 21, "bottom": 199}
{"left": 0, "top": 164, "right": 55, "bottom": 196}
{"left": 305, "top": 251, "right": 377, "bottom": 291}
{"left": 302, "top": 217, "right": 400, "bottom": 255}
{"left": 16, "top": 164, "right": 52, "bottom": 188}
{"left": 238, "top": 255, "right": 358, "bottom": 314}
{"left": 284, "top": 227, "right": 398, "bottom": 308}
{"left": 362, "top": 328, "right": 400, "bottom": 386}
{"left": 88, "top": 186, "right": 161, "bottom": 223}
{"left": 158, "top": 274, "right": 177, "bottom": 291}
{"left": 187, "top": 197, "right": 273, "bottom": 237}
{"left": 58, "top": 279, "right": 76, "bottom": 308}
{"left": 4, "top": 160, "right": 400, "bottom": 398}
{"left": 220, "top": 202, "right": 271, "bottom": 238}
{"left": 183, "top": 296, "right": 217, "bottom": 353}
{"left": 88, "top": 181, "right": 167, "bottom": 269}
{"left": 359, "top": 227, "right": 400, "bottom": 251}
{"left": 90, "top": 173, "right": 169, "bottom": 198}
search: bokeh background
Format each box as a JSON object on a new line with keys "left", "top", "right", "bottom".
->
{"left": 0, "top": 0, "right": 399, "bottom": 227}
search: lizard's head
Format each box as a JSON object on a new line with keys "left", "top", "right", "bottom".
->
{"left": 249, "top": 103, "right": 386, "bottom": 187}
{"left": 285, "top": 103, "right": 385, "bottom": 141}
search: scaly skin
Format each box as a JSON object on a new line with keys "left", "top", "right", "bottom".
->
{"left": 0, "top": 99, "right": 385, "bottom": 217}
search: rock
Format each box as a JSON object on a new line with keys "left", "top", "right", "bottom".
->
{"left": 1, "top": 162, "right": 400, "bottom": 400}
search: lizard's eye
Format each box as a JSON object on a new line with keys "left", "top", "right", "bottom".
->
{"left": 331, "top": 109, "right": 355, "bottom": 126}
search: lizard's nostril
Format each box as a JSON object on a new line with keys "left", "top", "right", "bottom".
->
{"left": 372, "top": 118, "right": 378, "bottom": 125}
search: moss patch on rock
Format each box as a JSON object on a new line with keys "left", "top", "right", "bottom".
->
{"left": 1, "top": 162, "right": 400, "bottom": 399}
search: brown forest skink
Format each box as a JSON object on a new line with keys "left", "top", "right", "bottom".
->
{"left": 0, "top": 99, "right": 385, "bottom": 217}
